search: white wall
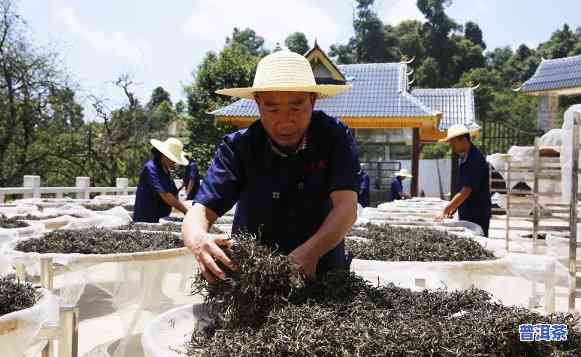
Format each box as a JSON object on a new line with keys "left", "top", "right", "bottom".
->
{"left": 397, "top": 159, "right": 451, "bottom": 198}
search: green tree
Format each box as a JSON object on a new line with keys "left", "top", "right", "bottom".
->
{"left": 417, "top": 0, "right": 460, "bottom": 85}
{"left": 464, "top": 21, "right": 486, "bottom": 49}
{"left": 226, "top": 27, "right": 269, "bottom": 57}
{"left": 147, "top": 86, "right": 172, "bottom": 110}
{"left": 185, "top": 40, "right": 259, "bottom": 172}
{"left": 285, "top": 32, "right": 310, "bottom": 54}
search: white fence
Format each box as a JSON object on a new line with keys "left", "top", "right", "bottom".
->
{"left": 0, "top": 175, "right": 137, "bottom": 203}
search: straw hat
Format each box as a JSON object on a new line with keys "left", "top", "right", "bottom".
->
{"left": 394, "top": 169, "right": 413, "bottom": 178}
{"left": 150, "top": 138, "right": 189, "bottom": 166}
{"left": 439, "top": 124, "right": 480, "bottom": 143}
{"left": 215, "top": 50, "right": 352, "bottom": 99}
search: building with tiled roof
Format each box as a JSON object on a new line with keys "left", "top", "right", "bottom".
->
{"left": 411, "top": 88, "right": 479, "bottom": 131}
{"left": 521, "top": 55, "right": 581, "bottom": 96}
{"left": 519, "top": 55, "right": 581, "bottom": 132}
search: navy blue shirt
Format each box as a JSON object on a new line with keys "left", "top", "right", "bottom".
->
{"left": 388, "top": 177, "right": 404, "bottom": 202}
{"left": 133, "top": 159, "right": 178, "bottom": 223}
{"left": 183, "top": 161, "right": 200, "bottom": 201}
{"left": 458, "top": 144, "right": 492, "bottom": 236}
{"left": 358, "top": 170, "right": 370, "bottom": 207}
{"left": 195, "top": 111, "right": 360, "bottom": 273}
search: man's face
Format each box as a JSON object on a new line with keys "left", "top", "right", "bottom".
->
{"left": 448, "top": 136, "right": 467, "bottom": 155}
{"left": 160, "top": 155, "right": 175, "bottom": 170}
{"left": 255, "top": 91, "right": 316, "bottom": 149}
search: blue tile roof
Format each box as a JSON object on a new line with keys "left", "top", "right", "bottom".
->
{"left": 411, "top": 88, "right": 476, "bottom": 130}
{"left": 521, "top": 55, "right": 581, "bottom": 94}
{"left": 211, "top": 63, "right": 439, "bottom": 118}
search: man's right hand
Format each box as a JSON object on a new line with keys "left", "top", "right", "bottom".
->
{"left": 184, "top": 233, "right": 236, "bottom": 283}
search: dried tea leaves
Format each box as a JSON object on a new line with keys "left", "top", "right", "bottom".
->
{"left": 346, "top": 223, "right": 495, "bottom": 262}
{"left": 0, "top": 214, "right": 29, "bottom": 229}
{"left": 191, "top": 233, "right": 304, "bottom": 330}
{"left": 0, "top": 275, "right": 41, "bottom": 316}
{"left": 81, "top": 203, "right": 117, "bottom": 211}
{"left": 15, "top": 228, "right": 184, "bottom": 254}
{"left": 119, "top": 223, "right": 222, "bottom": 234}
{"left": 162, "top": 216, "right": 183, "bottom": 223}
{"left": 187, "top": 238, "right": 580, "bottom": 357}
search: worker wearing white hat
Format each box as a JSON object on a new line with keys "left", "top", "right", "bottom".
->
{"left": 182, "top": 50, "right": 360, "bottom": 282}
{"left": 388, "top": 169, "right": 413, "bottom": 202}
{"left": 436, "top": 124, "right": 491, "bottom": 237}
{"left": 133, "top": 138, "right": 190, "bottom": 223}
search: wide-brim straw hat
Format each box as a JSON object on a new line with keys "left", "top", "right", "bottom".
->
{"left": 439, "top": 124, "right": 480, "bottom": 143}
{"left": 215, "top": 50, "right": 352, "bottom": 99}
{"left": 150, "top": 138, "right": 189, "bottom": 166}
{"left": 394, "top": 169, "right": 413, "bottom": 178}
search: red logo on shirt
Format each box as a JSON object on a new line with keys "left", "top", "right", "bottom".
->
{"left": 305, "top": 160, "right": 327, "bottom": 173}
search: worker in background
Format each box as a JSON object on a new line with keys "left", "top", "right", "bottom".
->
{"left": 133, "top": 138, "right": 189, "bottom": 223}
{"left": 182, "top": 154, "right": 201, "bottom": 201}
{"left": 388, "top": 169, "right": 412, "bottom": 202}
{"left": 358, "top": 169, "right": 370, "bottom": 207}
{"left": 436, "top": 124, "right": 491, "bottom": 237}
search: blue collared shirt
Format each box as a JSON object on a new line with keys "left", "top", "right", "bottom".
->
{"left": 194, "top": 111, "right": 361, "bottom": 273}
{"left": 183, "top": 161, "right": 200, "bottom": 201}
{"left": 133, "top": 159, "right": 178, "bottom": 223}
{"left": 458, "top": 144, "right": 491, "bottom": 224}
{"left": 358, "top": 170, "right": 370, "bottom": 207}
{"left": 388, "top": 177, "right": 404, "bottom": 202}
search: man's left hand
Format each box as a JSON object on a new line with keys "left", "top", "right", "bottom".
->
{"left": 289, "top": 243, "right": 320, "bottom": 278}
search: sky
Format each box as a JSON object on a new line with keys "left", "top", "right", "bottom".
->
{"left": 16, "top": 0, "right": 581, "bottom": 118}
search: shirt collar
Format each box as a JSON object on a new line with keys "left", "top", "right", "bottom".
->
{"left": 269, "top": 135, "right": 308, "bottom": 158}
{"left": 459, "top": 144, "right": 474, "bottom": 164}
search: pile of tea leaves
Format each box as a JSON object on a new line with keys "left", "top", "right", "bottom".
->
{"left": 187, "top": 237, "right": 580, "bottom": 357}
{"left": 81, "top": 203, "right": 117, "bottom": 211}
{"left": 192, "top": 233, "right": 304, "bottom": 330}
{"left": 346, "top": 223, "right": 495, "bottom": 262}
{"left": 162, "top": 216, "right": 183, "bottom": 223}
{"left": 0, "top": 215, "right": 29, "bottom": 229}
{"left": 118, "top": 222, "right": 222, "bottom": 234}
{"left": 15, "top": 228, "right": 184, "bottom": 254}
{"left": 12, "top": 213, "right": 83, "bottom": 221}
{"left": 0, "top": 275, "right": 41, "bottom": 316}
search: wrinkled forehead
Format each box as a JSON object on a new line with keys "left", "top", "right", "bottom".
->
{"left": 254, "top": 91, "right": 315, "bottom": 106}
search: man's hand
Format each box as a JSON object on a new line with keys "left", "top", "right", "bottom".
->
{"left": 184, "top": 232, "right": 236, "bottom": 283}
{"left": 288, "top": 242, "right": 320, "bottom": 278}
{"left": 435, "top": 205, "right": 453, "bottom": 222}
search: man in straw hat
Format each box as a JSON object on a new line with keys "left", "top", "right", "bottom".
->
{"left": 133, "top": 138, "right": 190, "bottom": 223}
{"left": 388, "top": 168, "right": 413, "bottom": 202}
{"left": 182, "top": 50, "right": 360, "bottom": 282}
{"left": 436, "top": 124, "right": 491, "bottom": 237}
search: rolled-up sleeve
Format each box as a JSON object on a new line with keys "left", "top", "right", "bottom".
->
{"left": 194, "top": 138, "right": 244, "bottom": 216}
{"left": 328, "top": 126, "right": 361, "bottom": 193}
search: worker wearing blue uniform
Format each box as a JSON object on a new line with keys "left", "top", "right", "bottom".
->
{"left": 437, "top": 125, "right": 491, "bottom": 237}
{"left": 182, "top": 50, "right": 359, "bottom": 282}
{"left": 134, "top": 138, "right": 189, "bottom": 223}
{"left": 388, "top": 169, "right": 412, "bottom": 202}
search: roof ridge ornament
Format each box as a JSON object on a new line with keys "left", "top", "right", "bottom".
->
{"left": 400, "top": 55, "right": 415, "bottom": 64}
{"left": 511, "top": 81, "right": 523, "bottom": 92}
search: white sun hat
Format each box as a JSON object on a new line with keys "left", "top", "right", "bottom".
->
{"left": 394, "top": 168, "right": 413, "bottom": 178}
{"left": 150, "top": 138, "right": 189, "bottom": 166}
{"left": 439, "top": 124, "right": 480, "bottom": 143}
{"left": 215, "top": 50, "right": 352, "bottom": 99}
